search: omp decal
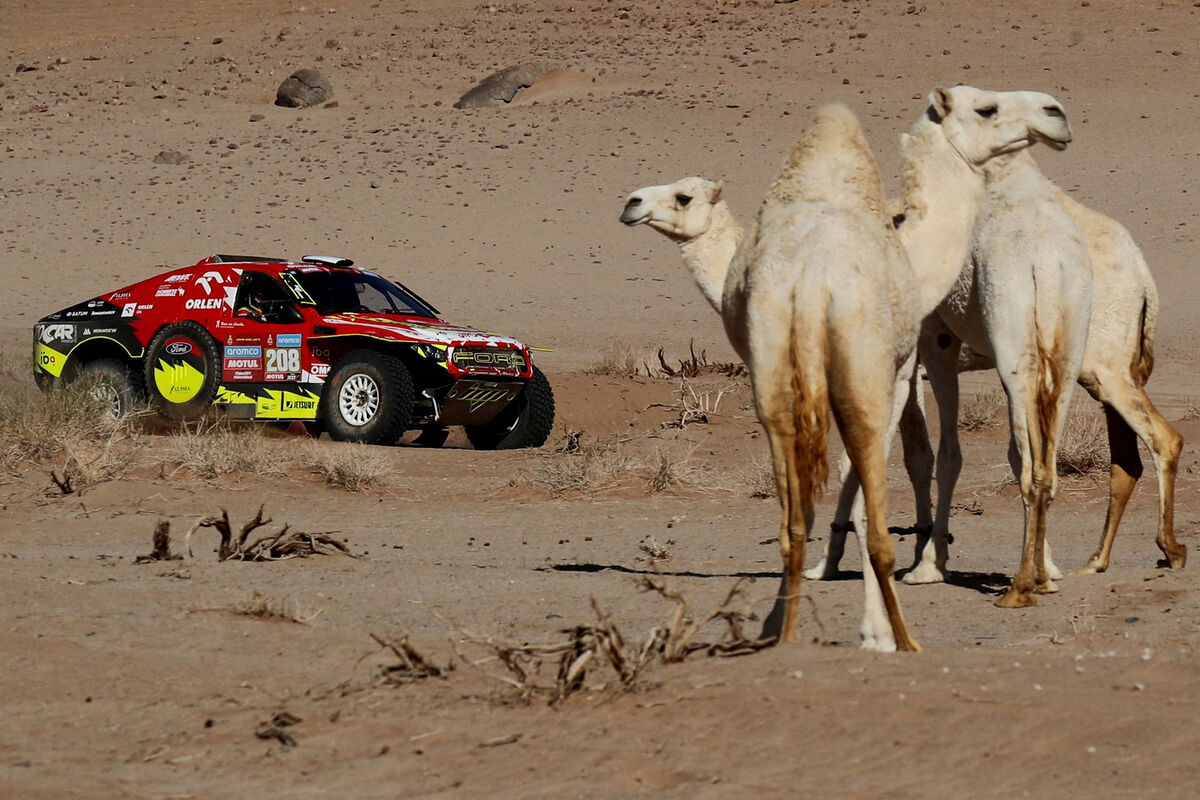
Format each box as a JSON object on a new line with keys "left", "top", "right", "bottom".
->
{"left": 153, "top": 359, "right": 205, "bottom": 402}
{"left": 446, "top": 384, "right": 518, "bottom": 412}
{"left": 34, "top": 342, "right": 66, "bottom": 377}
{"left": 275, "top": 333, "right": 302, "bottom": 347}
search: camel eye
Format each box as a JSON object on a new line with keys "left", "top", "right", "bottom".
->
{"left": 975, "top": 106, "right": 998, "bottom": 119}
{"left": 675, "top": 194, "right": 693, "bottom": 207}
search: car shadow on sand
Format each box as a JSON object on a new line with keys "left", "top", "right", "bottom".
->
{"left": 544, "top": 563, "right": 778, "bottom": 580}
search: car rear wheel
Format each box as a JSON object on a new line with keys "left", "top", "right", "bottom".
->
{"left": 77, "top": 359, "right": 141, "bottom": 419}
{"left": 321, "top": 349, "right": 414, "bottom": 445}
{"left": 144, "top": 321, "right": 221, "bottom": 421}
{"left": 465, "top": 366, "right": 555, "bottom": 450}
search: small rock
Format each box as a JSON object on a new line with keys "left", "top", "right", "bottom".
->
{"left": 275, "top": 68, "right": 333, "bottom": 108}
{"left": 152, "top": 149, "right": 188, "bottom": 165}
{"left": 249, "top": 113, "right": 264, "bottom": 122}
{"left": 453, "top": 62, "right": 556, "bottom": 109}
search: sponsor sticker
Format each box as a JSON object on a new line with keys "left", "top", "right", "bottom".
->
{"left": 223, "top": 358, "right": 262, "bottom": 370}
{"left": 224, "top": 345, "right": 262, "bottom": 358}
{"left": 232, "top": 371, "right": 255, "bottom": 381}
{"left": 264, "top": 372, "right": 286, "bottom": 382}
{"left": 165, "top": 273, "right": 192, "bottom": 282}
{"left": 121, "top": 302, "right": 138, "bottom": 318}
{"left": 165, "top": 341, "right": 193, "bottom": 356}
{"left": 155, "top": 287, "right": 185, "bottom": 298}
{"left": 40, "top": 324, "right": 75, "bottom": 344}
{"left": 185, "top": 298, "right": 224, "bottom": 310}
{"left": 275, "top": 333, "right": 302, "bottom": 348}
{"left": 310, "top": 363, "right": 330, "bottom": 377}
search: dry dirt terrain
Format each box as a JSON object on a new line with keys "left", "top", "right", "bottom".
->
{"left": 3, "top": 1, "right": 1200, "bottom": 797}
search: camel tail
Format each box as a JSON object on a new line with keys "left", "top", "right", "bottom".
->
{"left": 1134, "top": 293, "right": 1156, "bottom": 386}
{"left": 789, "top": 314, "right": 831, "bottom": 504}
{"left": 1034, "top": 338, "right": 1063, "bottom": 476}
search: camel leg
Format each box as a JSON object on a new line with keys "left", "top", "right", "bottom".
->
{"left": 757, "top": 422, "right": 814, "bottom": 644}
{"left": 840, "top": 355, "right": 921, "bottom": 652}
{"left": 1078, "top": 380, "right": 1184, "bottom": 572}
{"left": 905, "top": 325, "right": 961, "bottom": 584}
{"left": 1078, "top": 404, "right": 1141, "bottom": 574}
{"left": 804, "top": 452, "right": 856, "bottom": 581}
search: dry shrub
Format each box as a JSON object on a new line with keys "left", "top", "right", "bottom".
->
{"left": 305, "top": 442, "right": 390, "bottom": 491}
{"left": 1056, "top": 412, "right": 1108, "bottom": 476}
{"left": 233, "top": 590, "right": 322, "bottom": 624}
{"left": 0, "top": 375, "right": 145, "bottom": 489}
{"left": 653, "top": 340, "right": 747, "bottom": 379}
{"left": 958, "top": 390, "right": 1005, "bottom": 431}
{"left": 583, "top": 342, "right": 645, "bottom": 377}
{"left": 646, "top": 450, "right": 681, "bottom": 493}
{"left": 655, "top": 379, "right": 735, "bottom": 430}
{"left": 168, "top": 422, "right": 286, "bottom": 479}
{"left": 453, "top": 578, "right": 771, "bottom": 705}
{"left": 744, "top": 458, "right": 777, "bottom": 499}
{"left": 1182, "top": 398, "right": 1200, "bottom": 422}
{"left": 513, "top": 442, "right": 639, "bottom": 495}
{"left": 372, "top": 632, "right": 451, "bottom": 684}
{"left": 180, "top": 507, "right": 353, "bottom": 561}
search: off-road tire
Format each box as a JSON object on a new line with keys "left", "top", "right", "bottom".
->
{"left": 465, "top": 366, "right": 555, "bottom": 450}
{"left": 77, "top": 358, "right": 141, "bottom": 419}
{"left": 144, "top": 321, "right": 221, "bottom": 421}
{"left": 321, "top": 349, "right": 414, "bottom": 445}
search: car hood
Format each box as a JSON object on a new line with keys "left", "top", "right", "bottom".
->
{"left": 315, "top": 313, "right": 527, "bottom": 350}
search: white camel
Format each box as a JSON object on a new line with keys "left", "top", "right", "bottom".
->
{"left": 898, "top": 189, "right": 1185, "bottom": 582}
{"left": 807, "top": 87, "right": 1183, "bottom": 591}
{"left": 620, "top": 104, "right": 921, "bottom": 650}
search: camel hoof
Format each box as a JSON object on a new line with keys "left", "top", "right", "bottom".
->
{"left": 995, "top": 589, "right": 1037, "bottom": 608}
{"left": 1157, "top": 545, "right": 1186, "bottom": 570}
{"left": 902, "top": 562, "right": 945, "bottom": 585}
{"left": 1035, "top": 579, "right": 1059, "bottom": 595}
{"left": 1073, "top": 562, "right": 1105, "bottom": 576}
{"left": 1046, "top": 562, "right": 1064, "bottom": 581}
{"left": 896, "top": 635, "right": 922, "bottom": 653}
{"left": 804, "top": 561, "right": 837, "bottom": 581}
{"left": 860, "top": 634, "right": 897, "bottom": 653}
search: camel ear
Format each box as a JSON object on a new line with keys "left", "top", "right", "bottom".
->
{"left": 708, "top": 180, "right": 725, "bottom": 203}
{"left": 928, "top": 87, "right": 953, "bottom": 123}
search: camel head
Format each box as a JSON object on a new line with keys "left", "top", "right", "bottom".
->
{"left": 927, "top": 85, "right": 1073, "bottom": 166}
{"left": 620, "top": 177, "right": 725, "bottom": 241}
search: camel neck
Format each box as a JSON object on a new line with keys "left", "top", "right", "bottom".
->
{"left": 897, "top": 122, "right": 986, "bottom": 316}
{"left": 679, "top": 200, "right": 742, "bottom": 315}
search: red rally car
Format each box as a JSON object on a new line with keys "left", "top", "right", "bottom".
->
{"left": 32, "top": 254, "right": 555, "bottom": 449}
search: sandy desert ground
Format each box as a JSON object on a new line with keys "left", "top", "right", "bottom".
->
{"left": 3, "top": 0, "right": 1200, "bottom": 797}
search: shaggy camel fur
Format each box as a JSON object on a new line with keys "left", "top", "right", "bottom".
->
{"left": 621, "top": 105, "right": 921, "bottom": 650}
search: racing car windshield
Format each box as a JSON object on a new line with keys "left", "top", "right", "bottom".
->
{"left": 286, "top": 270, "right": 437, "bottom": 318}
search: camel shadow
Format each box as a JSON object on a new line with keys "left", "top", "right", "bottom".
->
{"left": 545, "top": 563, "right": 778, "bottom": 580}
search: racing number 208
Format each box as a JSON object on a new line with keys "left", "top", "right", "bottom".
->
{"left": 265, "top": 348, "right": 301, "bottom": 372}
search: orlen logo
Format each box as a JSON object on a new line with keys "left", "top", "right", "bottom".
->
{"left": 185, "top": 298, "right": 224, "bottom": 310}
{"left": 165, "top": 341, "right": 193, "bottom": 356}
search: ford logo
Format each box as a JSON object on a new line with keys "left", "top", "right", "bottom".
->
{"left": 165, "top": 341, "right": 193, "bottom": 356}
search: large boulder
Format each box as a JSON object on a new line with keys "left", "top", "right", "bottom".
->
{"left": 453, "top": 62, "right": 556, "bottom": 109}
{"left": 275, "top": 68, "right": 333, "bottom": 108}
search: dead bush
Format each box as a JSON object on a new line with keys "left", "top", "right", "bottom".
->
{"left": 305, "top": 442, "right": 391, "bottom": 491}
{"left": 745, "top": 458, "right": 777, "bottom": 499}
{"left": 653, "top": 340, "right": 747, "bottom": 379}
{"left": 372, "top": 632, "right": 451, "bottom": 684}
{"left": 582, "top": 342, "right": 645, "bottom": 377}
{"left": 168, "top": 422, "right": 286, "bottom": 479}
{"left": 1182, "top": 397, "right": 1200, "bottom": 422}
{"left": 1056, "top": 412, "right": 1108, "bottom": 476}
{"left": 233, "top": 590, "right": 322, "bottom": 625}
{"left": 512, "top": 442, "right": 639, "bottom": 495}
{"left": 958, "top": 390, "right": 1005, "bottom": 431}
{"left": 453, "top": 578, "right": 771, "bottom": 705}
{"left": 176, "top": 506, "right": 353, "bottom": 561}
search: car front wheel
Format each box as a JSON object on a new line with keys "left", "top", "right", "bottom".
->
{"left": 465, "top": 366, "right": 555, "bottom": 450}
{"left": 321, "top": 349, "right": 414, "bottom": 445}
{"left": 77, "top": 359, "right": 142, "bottom": 419}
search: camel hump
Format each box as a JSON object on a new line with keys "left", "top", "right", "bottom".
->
{"left": 760, "top": 103, "right": 887, "bottom": 219}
